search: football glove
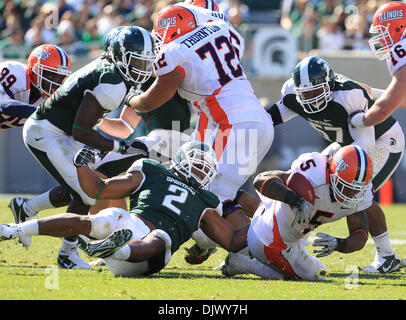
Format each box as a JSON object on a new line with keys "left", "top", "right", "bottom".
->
{"left": 124, "top": 86, "right": 142, "bottom": 106}
{"left": 291, "top": 198, "right": 314, "bottom": 226}
{"left": 73, "top": 147, "right": 97, "bottom": 167}
{"left": 312, "top": 232, "right": 346, "bottom": 258}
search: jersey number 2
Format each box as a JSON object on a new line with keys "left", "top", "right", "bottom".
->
{"left": 162, "top": 185, "right": 188, "bottom": 215}
{"left": 196, "top": 35, "right": 243, "bottom": 86}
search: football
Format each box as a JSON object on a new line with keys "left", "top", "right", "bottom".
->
{"left": 286, "top": 171, "right": 316, "bottom": 205}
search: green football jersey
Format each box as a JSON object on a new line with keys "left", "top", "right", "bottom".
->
{"left": 139, "top": 76, "right": 191, "bottom": 133}
{"left": 128, "top": 159, "right": 221, "bottom": 253}
{"left": 279, "top": 74, "right": 396, "bottom": 145}
{"left": 33, "top": 57, "right": 128, "bottom": 135}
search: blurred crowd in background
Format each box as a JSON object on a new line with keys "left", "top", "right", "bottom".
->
{"left": 0, "top": 0, "right": 399, "bottom": 60}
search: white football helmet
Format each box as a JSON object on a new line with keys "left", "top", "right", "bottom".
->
{"left": 171, "top": 141, "right": 219, "bottom": 188}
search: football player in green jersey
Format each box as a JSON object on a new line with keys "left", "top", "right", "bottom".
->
{"left": 266, "top": 56, "right": 405, "bottom": 274}
{"left": 0, "top": 141, "right": 249, "bottom": 277}
{"left": 19, "top": 26, "right": 158, "bottom": 269}
{"left": 9, "top": 26, "right": 193, "bottom": 269}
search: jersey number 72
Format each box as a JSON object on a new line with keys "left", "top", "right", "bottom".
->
{"left": 196, "top": 35, "right": 243, "bottom": 86}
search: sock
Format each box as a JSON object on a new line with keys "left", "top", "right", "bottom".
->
{"left": 61, "top": 238, "right": 78, "bottom": 250}
{"left": 373, "top": 231, "right": 394, "bottom": 256}
{"left": 229, "top": 253, "right": 284, "bottom": 280}
{"left": 111, "top": 245, "right": 131, "bottom": 261}
{"left": 23, "top": 191, "right": 54, "bottom": 217}
{"left": 19, "top": 220, "right": 39, "bottom": 236}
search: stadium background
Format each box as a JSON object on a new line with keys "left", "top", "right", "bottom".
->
{"left": 1, "top": 0, "right": 405, "bottom": 202}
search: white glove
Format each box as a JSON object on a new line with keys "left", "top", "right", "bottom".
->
{"left": 350, "top": 112, "right": 366, "bottom": 128}
{"left": 312, "top": 232, "right": 345, "bottom": 258}
{"left": 291, "top": 198, "right": 314, "bottom": 227}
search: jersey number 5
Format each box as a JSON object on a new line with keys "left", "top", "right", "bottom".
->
{"left": 196, "top": 35, "right": 243, "bottom": 86}
{"left": 162, "top": 185, "right": 188, "bottom": 215}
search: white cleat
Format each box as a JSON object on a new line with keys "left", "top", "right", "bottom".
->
{"left": 8, "top": 197, "right": 36, "bottom": 248}
{"left": 0, "top": 223, "right": 24, "bottom": 241}
{"left": 57, "top": 246, "right": 92, "bottom": 270}
{"left": 363, "top": 252, "right": 401, "bottom": 274}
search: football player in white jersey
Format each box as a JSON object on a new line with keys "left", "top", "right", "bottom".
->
{"left": 219, "top": 145, "right": 374, "bottom": 281}
{"left": 125, "top": 4, "right": 274, "bottom": 263}
{"left": 0, "top": 43, "right": 71, "bottom": 129}
{"left": 351, "top": 2, "right": 406, "bottom": 127}
{"left": 2, "top": 44, "right": 73, "bottom": 249}
{"left": 267, "top": 56, "right": 404, "bottom": 273}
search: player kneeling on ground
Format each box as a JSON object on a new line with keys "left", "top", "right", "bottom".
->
{"left": 0, "top": 141, "right": 249, "bottom": 277}
{"left": 218, "top": 145, "right": 373, "bottom": 281}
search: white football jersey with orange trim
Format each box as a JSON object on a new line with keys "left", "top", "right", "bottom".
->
{"left": 253, "top": 152, "right": 373, "bottom": 246}
{"left": 0, "top": 61, "right": 44, "bottom": 106}
{"left": 386, "top": 38, "right": 406, "bottom": 76}
{"left": 154, "top": 19, "right": 264, "bottom": 124}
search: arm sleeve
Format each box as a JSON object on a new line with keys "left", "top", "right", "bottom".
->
{"left": 0, "top": 99, "right": 36, "bottom": 118}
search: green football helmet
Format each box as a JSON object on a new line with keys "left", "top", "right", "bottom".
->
{"left": 171, "top": 141, "right": 219, "bottom": 189}
{"left": 292, "top": 56, "right": 335, "bottom": 114}
{"left": 103, "top": 26, "right": 125, "bottom": 53}
{"left": 111, "top": 26, "right": 156, "bottom": 85}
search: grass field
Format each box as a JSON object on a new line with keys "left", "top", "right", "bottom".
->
{"left": 0, "top": 194, "right": 405, "bottom": 301}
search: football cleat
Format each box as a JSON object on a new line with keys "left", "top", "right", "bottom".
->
{"left": 78, "top": 229, "right": 133, "bottom": 259}
{"left": 214, "top": 253, "right": 239, "bottom": 277}
{"left": 57, "top": 246, "right": 92, "bottom": 270}
{"left": 184, "top": 243, "right": 217, "bottom": 265}
{"left": 8, "top": 197, "right": 35, "bottom": 247}
{"left": 362, "top": 253, "right": 401, "bottom": 273}
{"left": 0, "top": 223, "right": 25, "bottom": 241}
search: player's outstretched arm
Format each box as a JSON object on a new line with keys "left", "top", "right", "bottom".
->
{"left": 312, "top": 211, "right": 369, "bottom": 257}
{"left": 74, "top": 148, "right": 144, "bottom": 200}
{"left": 200, "top": 210, "right": 249, "bottom": 253}
{"left": 127, "top": 69, "right": 184, "bottom": 113}
{"left": 352, "top": 67, "right": 406, "bottom": 127}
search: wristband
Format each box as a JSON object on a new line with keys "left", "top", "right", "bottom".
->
{"left": 350, "top": 112, "right": 366, "bottom": 128}
{"left": 120, "top": 119, "right": 135, "bottom": 133}
{"left": 95, "top": 179, "right": 105, "bottom": 201}
{"left": 335, "top": 237, "right": 348, "bottom": 253}
{"left": 113, "top": 140, "right": 121, "bottom": 152}
{"left": 223, "top": 202, "right": 243, "bottom": 218}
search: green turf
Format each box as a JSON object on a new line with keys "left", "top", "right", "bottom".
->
{"left": 0, "top": 195, "right": 405, "bottom": 300}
